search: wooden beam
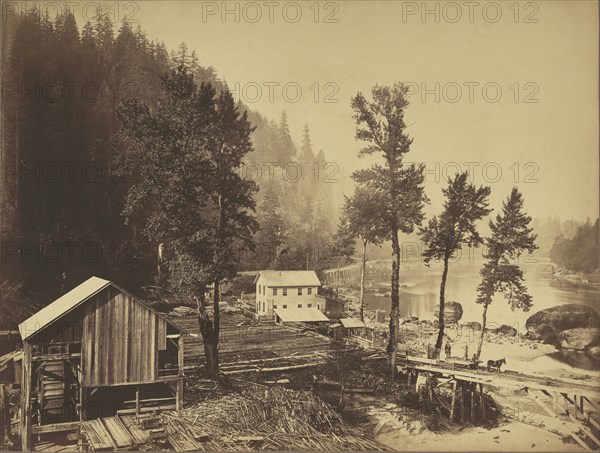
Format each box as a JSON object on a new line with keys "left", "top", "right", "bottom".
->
{"left": 21, "top": 341, "right": 32, "bottom": 451}
{"left": 135, "top": 386, "right": 140, "bottom": 419}
{"left": 80, "top": 386, "right": 86, "bottom": 422}
{"left": 177, "top": 334, "right": 184, "bottom": 412}
{"left": 460, "top": 382, "right": 465, "bottom": 424}
{"left": 32, "top": 353, "right": 81, "bottom": 362}
{"left": 470, "top": 383, "right": 476, "bottom": 424}
{"left": 31, "top": 421, "right": 81, "bottom": 435}
{"left": 479, "top": 383, "right": 486, "bottom": 422}
{"left": 450, "top": 381, "right": 457, "bottom": 422}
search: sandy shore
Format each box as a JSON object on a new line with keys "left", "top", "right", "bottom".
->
{"left": 345, "top": 394, "right": 582, "bottom": 452}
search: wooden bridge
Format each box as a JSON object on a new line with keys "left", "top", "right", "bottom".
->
{"left": 399, "top": 354, "right": 600, "bottom": 450}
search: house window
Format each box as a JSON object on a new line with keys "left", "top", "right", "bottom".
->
{"left": 308, "top": 287, "right": 312, "bottom": 295}
{"left": 273, "top": 288, "right": 277, "bottom": 296}
{"left": 282, "top": 304, "right": 287, "bottom": 309}
{"left": 298, "top": 304, "right": 302, "bottom": 308}
{"left": 283, "top": 288, "right": 288, "bottom": 296}
{"left": 262, "top": 301, "right": 265, "bottom": 311}
{"left": 263, "top": 285, "right": 265, "bottom": 294}
{"left": 258, "top": 285, "right": 261, "bottom": 295}
{"left": 308, "top": 304, "right": 312, "bottom": 308}
{"left": 273, "top": 304, "right": 277, "bottom": 309}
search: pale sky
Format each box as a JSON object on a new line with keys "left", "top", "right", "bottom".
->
{"left": 64, "top": 0, "right": 599, "bottom": 220}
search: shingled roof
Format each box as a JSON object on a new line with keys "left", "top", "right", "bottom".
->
{"left": 254, "top": 270, "right": 321, "bottom": 287}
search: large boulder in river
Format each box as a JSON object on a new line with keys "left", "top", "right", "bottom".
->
{"left": 495, "top": 324, "right": 518, "bottom": 336}
{"left": 525, "top": 304, "right": 600, "bottom": 345}
{"left": 433, "top": 301, "right": 463, "bottom": 323}
{"left": 557, "top": 327, "right": 600, "bottom": 351}
{"left": 587, "top": 345, "right": 600, "bottom": 360}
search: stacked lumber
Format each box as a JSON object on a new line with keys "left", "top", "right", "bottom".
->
{"left": 160, "top": 385, "right": 389, "bottom": 451}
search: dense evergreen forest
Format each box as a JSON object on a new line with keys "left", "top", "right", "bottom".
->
{"left": 0, "top": 10, "right": 338, "bottom": 323}
{"left": 550, "top": 218, "right": 600, "bottom": 274}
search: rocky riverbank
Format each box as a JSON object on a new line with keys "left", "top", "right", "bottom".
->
{"left": 333, "top": 285, "right": 600, "bottom": 379}
{"left": 549, "top": 266, "right": 600, "bottom": 289}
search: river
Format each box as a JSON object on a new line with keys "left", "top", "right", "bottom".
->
{"left": 361, "top": 260, "right": 600, "bottom": 373}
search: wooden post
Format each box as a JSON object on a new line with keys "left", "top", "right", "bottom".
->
{"left": 21, "top": 341, "right": 32, "bottom": 451}
{"left": 553, "top": 392, "right": 558, "bottom": 416}
{"left": 470, "top": 383, "right": 476, "bottom": 424}
{"left": 135, "top": 386, "right": 140, "bottom": 419}
{"left": 450, "top": 380, "right": 458, "bottom": 422}
{"left": 573, "top": 394, "right": 578, "bottom": 420}
{"left": 459, "top": 382, "right": 465, "bottom": 424}
{"left": 80, "top": 386, "right": 87, "bottom": 422}
{"left": 479, "top": 383, "right": 486, "bottom": 421}
{"left": 176, "top": 334, "right": 184, "bottom": 412}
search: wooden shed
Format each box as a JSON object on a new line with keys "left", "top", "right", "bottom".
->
{"left": 18, "top": 276, "right": 186, "bottom": 451}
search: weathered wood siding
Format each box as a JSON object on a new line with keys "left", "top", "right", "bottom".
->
{"left": 81, "top": 287, "right": 167, "bottom": 387}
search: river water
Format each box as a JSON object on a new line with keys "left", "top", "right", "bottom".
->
{"left": 362, "top": 260, "right": 600, "bottom": 373}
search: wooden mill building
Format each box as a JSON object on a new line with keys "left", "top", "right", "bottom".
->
{"left": 18, "top": 276, "right": 186, "bottom": 451}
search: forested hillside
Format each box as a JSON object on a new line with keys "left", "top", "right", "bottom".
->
{"left": 550, "top": 218, "right": 599, "bottom": 273}
{"left": 0, "top": 9, "right": 340, "bottom": 321}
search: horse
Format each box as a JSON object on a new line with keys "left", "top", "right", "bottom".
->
{"left": 487, "top": 358, "right": 506, "bottom": 372}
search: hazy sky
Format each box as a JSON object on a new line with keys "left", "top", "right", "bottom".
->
{"left": 65, "top": 0, "right": 599, "bottom": 220}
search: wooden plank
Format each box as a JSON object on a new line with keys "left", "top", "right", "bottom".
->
{"left": 31, "top": 421, "right": 80, "bottom": 435}
{"left": 121, "top": 293, "right": 128, "bottom": 383}
{"left": 158, "top": 317, "right": 167, "bottom": 350}
{"left": 479, "top": 383, "right": 486, "bottom": 421}
{"left": 123, "top": 293, "right": 130, "bottom": 383}
{"left": 103, "top": 416, "right": 132, "bottom": 448}
{"left": 570, "top": 432, "right": 592, "bottom": 451}
{"left": 120, "top": 415, "right": 150, "bottom": 444}
{"left": 92, "top": 295, "right": 102, "bottom": 386}
{"left": 449, "top": 380, "right": 457, "bottom": 422}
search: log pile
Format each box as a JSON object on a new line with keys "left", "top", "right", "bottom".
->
{"left": 160, "top": 385, "right": 389, "bottom": 451}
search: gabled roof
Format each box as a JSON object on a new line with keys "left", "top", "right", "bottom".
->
{"left": 19, "top": 276, "right": 185, "bottom": 341}
{"left": 340, "top": 318, "right": 366, "bottom": 329}
{"left": 254, "top": 270, "right": 321, "bottom": 287}
{"left": 273, "top": 307, "right": 329, "bottom": 323}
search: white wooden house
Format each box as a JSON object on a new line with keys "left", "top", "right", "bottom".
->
{"left": 254, "top": 270, "right": 323, "bottom": 319}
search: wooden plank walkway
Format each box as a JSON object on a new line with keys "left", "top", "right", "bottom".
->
{"left": 81, "top": 415, "right": 160, "bottom": 451}
{"left": 401, "top": 355, "right": 600, "bottom": 399}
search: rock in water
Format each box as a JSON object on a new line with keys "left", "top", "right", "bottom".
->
{"left": 525, "top": 304, "right": 600, "bottom": 345}
{"left": 433, "top": 301, "right": 463, "bottom": 323}
{"left": 463, "top": 321, "right": 482, "bottom": 331}
{"left": 497, "top": 324, "right": 518, "bottom": 336}
{"left": 558, "top": 327, "right": 600, "bottom": 350}
{"left": 587, "top": 345, "right": 600, "bottom": 360}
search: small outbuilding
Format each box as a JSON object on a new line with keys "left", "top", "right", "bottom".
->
{"left": 18, "top": 276, "right": 186, "bottom": 450}
{"left": 339, "top": 318, "right": 367, "bottom": 337}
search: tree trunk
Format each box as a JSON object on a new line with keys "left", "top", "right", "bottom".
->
{"left": 387, "top": 227, "right": 400, "bottom": 378}
{"left": 359, "top": 239, "right": 368, "bottom": 322}
{"left": 196, "top": 287, "right": 220, "bottom": 381}
{"left": 475, "top": 302, "right": 488, "bottom": 361}
{"left": 336, "top": 256, "right": 341, "bottom": 300}
{"left": 435, "top": 256, "right": 450, "bottom": 355}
